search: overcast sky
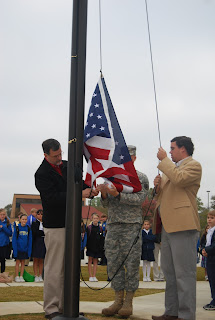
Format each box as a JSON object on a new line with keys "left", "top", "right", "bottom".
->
{"left": 1, "top": 0, "right": 215, "bottom": 209}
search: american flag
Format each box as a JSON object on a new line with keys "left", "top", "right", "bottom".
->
{"left": 84, "top": 76, "right": 142, "bottom": 193}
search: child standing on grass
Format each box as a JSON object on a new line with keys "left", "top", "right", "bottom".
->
{"left": 32, "top": 209, "right": 46, "bottom": 282}
{"left": 141, "top": 220, "right": 157, "bottom": 282}
{"left": 0, "top": 209, "right": 12, "bottom": 273}
{"left": 86, "top": 213, "right": 104, "bottom": 282}
{"left": 12, "top": 213, "right": 32, "bottom": 282}
{"left": 200, "top": 210, "right": 215, "bottom": 311}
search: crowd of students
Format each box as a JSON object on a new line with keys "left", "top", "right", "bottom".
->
{"left": 0, "top": 207, "right": 46, "bottom": 283}
{"left": 0, "top": 207, "right": 215, "bottom": 312}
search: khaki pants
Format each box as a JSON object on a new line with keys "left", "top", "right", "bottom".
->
{"left": 161, "top": 227, "right": 199, "bottom": 320}
{"left": 43, "top": 228, "right": 65, "bottom": 316}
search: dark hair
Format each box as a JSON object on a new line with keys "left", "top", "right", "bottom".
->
{"left": 42, "top": 139, "right": 61, "bottom": 155}
{"left": 20, "top": 213, "right": 28, "bottom": 219}
{"left": 37, "top": 209, "right": 43, "bottom": 214}
{"left": 17, "top": 211, "right": 24, "bottom": 217}
{"left": 81, "top": 219, "right": 86, "bottom": 233}
{"left": 171, "top": 136, "right": 194, "bottom": 156}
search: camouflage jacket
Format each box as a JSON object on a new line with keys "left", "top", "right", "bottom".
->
{"left": 101, "top": 170, "right": 149, "bottom": 225}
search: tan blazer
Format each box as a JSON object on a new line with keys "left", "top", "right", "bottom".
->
{"left": 153, "top": 156, "right": 202, "bottom": 234}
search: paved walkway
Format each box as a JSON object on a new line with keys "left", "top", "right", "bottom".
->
{"left": 0, "top": 280, "right": 214, "bottom": 319}
{"left": 0, "top": 260, "right": 213, "bottom": 319}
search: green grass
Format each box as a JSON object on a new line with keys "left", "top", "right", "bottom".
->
{"left": 5, "top": 265, "right": 206, "bottom": 282}
{"left": 0, "top": 265, "right": 206, "bottom": 320}
{"left": 0, "top": 287, "right": 164, "bottom": 303}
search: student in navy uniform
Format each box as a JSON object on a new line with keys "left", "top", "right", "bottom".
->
{"left": 0, "top": 209, "right": 12, "bottom": 273}
{"left": 32, "top": 209, "right": 46, "bottom": 282}
{"left": 141, "top": 220, "right": 156, "bottom": 282}
{"left": 12, "top": 213, "right": 32, "bottom": 282}
{"left": 86, "top": 213, "right": 104, "bottom": 282}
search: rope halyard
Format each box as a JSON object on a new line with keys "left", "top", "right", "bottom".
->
{"left": 145, "top": 0, "right": 162, "bottom": 148}
{"left": 99, "top": 0, "right": 103, "bottom": 74}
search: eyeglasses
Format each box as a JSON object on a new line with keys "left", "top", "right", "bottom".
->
{"left": 37, "top": 213, "right": 43, "bottom": 215}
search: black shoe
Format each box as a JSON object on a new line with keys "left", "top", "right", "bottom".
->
{"left": 203, "top": 304, "right": 215, "bottom": 310}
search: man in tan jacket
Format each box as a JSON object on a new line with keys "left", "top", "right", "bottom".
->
{"left": 152, "top": 136, "right": 202, "bottom": 320}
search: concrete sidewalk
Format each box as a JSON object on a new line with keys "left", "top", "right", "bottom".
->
{"left": 0, "top": 281, "right": 214, "bottom": 319}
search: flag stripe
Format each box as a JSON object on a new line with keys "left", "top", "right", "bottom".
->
{"left": 84, "top": 76, "right": 142, "bottom": 193}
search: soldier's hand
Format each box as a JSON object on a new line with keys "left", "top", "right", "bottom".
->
{"left": 97, "top": 184, "right": 108, "bottom": 199}
{"left": 106, "top": 184, "right": 119, "bottom": 197}
{"left": 97, "top": 184, "right": 106, "bottom": 192}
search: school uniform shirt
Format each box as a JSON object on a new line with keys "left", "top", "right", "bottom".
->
{"left": 12, "top": 224, "right": 32, "bottom": 258}
{"left": 206, "top": 226, "right": 215, "bottom": 247}
{"left": 0, "top": 219, "right": 12, "bottom": 247}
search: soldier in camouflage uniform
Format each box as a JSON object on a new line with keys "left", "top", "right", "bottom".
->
{"left": 98, "top": 146, "right": 149, "bottom": 318}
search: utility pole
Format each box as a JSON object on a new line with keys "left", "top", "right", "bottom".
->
{"left": 207, "top": 190, "right": 210, "bottom": 210}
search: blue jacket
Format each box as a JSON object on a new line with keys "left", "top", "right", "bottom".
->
{"left": 141, "top": 229, "right": 157, "bottom": 261}
{"left": 27, "top": 214, "right": 36, "bottom": 227}
{"left": 101, "top": 221, "right": 107, "bottom": 237}
{"left": 12, "top": 224, "right": 32, "bottom": 258}
{"left": 0, "top": 219, "right": 12, "bottom": 247}
{"left": 81, "top": 232, "right": 87, "bottom": 251}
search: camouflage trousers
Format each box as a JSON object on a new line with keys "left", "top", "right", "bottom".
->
{"left": 105, "top": 223, "right": 142, "bottom": 292}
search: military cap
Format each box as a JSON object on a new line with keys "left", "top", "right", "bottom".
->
{"left": 127, "top": 145, "right": 136, "bottom": 156}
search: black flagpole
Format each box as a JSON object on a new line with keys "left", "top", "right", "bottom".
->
{"left": 55, "top": 0, "right": 88, "bottom": 319}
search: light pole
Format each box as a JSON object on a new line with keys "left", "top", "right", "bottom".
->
{"left": 207, "top": 190, "right": 210, "bottom": 210}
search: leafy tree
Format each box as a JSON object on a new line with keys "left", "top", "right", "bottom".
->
{"left": 210, "top": 195, "right": 215, "bottom": 210}
{"left": 196, "top": 197, "right": 209, "bottom": 234}
{"left": 196, "top": 197, "right": 205, "bottom": 214}
{"left": 88, "top": 197, "right": 108, "bottom": 215}
{"left": 4, "top": 204, "right": 12, "bottom": 218}
{"left": 142, "top": 196, "right": 157, "bottom": 225}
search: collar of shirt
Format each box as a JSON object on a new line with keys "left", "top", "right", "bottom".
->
{"left": 206, "top": 226, "right": 215, "bottom": 247}
{"left": 176, "top": 156, "right": 191, "bottom": 167}
{"left": 45, "top": 158, "right": 63, "bottom": 176}
{"left": 143, "top": 229, "right": 150, "bottom": 234}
